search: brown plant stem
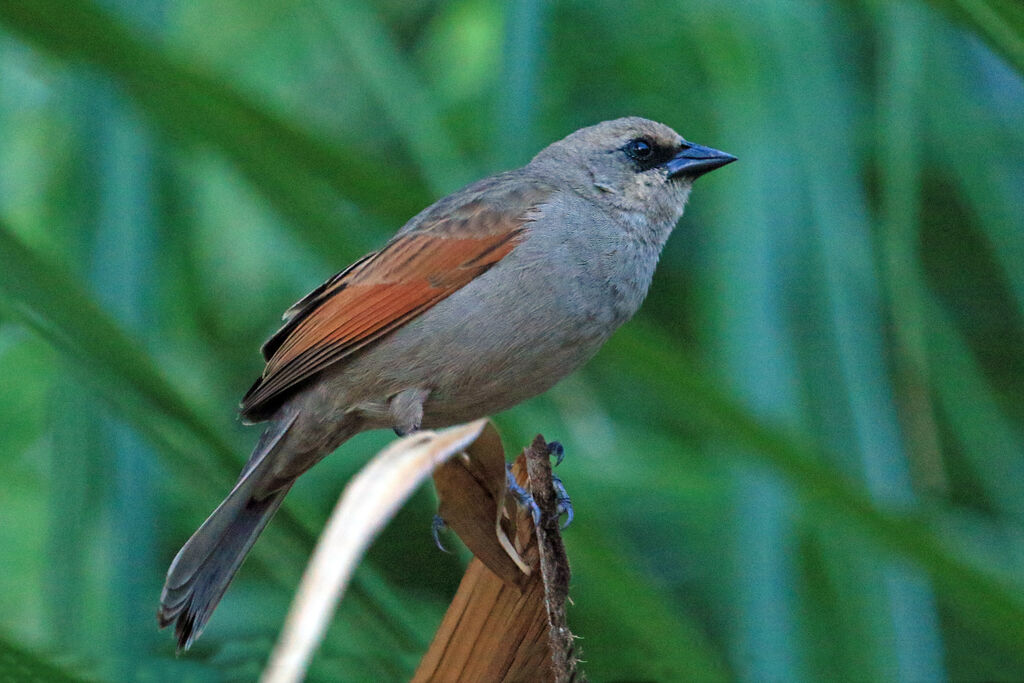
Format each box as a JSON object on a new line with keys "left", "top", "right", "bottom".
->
{"left": 413, "top": 435, "right": 580, "bottom": 682}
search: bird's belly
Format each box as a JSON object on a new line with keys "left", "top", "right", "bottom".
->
{"left": 404, "top": 275, "right": 611, "bottom": 427}
{"left": 417, "top": 338, "right": 597, "bottom": 427}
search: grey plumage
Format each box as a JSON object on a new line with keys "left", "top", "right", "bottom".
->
{"left": 158, "top": 117, "right": 734, "bottom": 649}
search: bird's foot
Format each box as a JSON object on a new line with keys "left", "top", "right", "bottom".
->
{"left": 431, "top": 514, "right": 451, "bottom": 553}
{"left": 506, "top": 459, "right": 574, "bottom": 529}
{"left": 432, "top": 444, "right": 572, "bottom": 551}
{"left": 546, "top": 441, "right": 572, "bottom": 527}
{"left": 552, "top": 473, "right": 574, "bottom": 529}
{"left": 506, "top": 465, "right": 542, "bottom": 527}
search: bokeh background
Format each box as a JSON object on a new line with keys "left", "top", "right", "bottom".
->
{"left": 0, "top": 0, "right": 1022, "bottom": 680}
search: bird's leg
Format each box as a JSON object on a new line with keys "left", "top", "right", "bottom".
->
{"left": 387, "top": 388, "right": 449, "bottom": 550}
{"left": 389, "top": 387, "right": 430, "bottom": 437}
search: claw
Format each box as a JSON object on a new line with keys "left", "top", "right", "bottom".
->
{"left": 548, "top": 441, "right": 565, "bottom": 467}
{"left": 506, "top": 465, "right": 542, "bottom": 526}
{"left": 552, "top": 474, "right": 574, "bottom": 529}
{"left": 431, "top": 514, "right": 451, "bottom": 553}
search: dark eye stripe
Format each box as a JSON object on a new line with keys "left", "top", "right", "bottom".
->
{"left": 623, "top": 137, "right": 677, "bottom": 171}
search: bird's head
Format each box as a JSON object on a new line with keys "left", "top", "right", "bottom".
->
{"left": 529, "top": 117, "right": 736, "bottom": 232}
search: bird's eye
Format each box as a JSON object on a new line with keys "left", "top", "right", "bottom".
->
{"left": 624, "top": 138, "right": 655, "bottom": 161}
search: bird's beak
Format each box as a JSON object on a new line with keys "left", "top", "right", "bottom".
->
{"left": 665, "top": 143, "right": 737, "bottom": 179}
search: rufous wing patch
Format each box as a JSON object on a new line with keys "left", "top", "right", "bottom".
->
{"left": 240, "top": 181, "right": 551, "bottom": 421}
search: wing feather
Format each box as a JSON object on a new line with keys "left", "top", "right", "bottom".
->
{"left": 240, "top": 179, "right": 552, "bottom": 421}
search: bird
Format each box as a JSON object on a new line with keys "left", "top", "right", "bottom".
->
{"left": 158, "top": 116, "right": 735, "bottom": 649}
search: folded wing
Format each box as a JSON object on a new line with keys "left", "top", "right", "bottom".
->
{"left": 240, "top": 178, "right": 552, "bottom": 421}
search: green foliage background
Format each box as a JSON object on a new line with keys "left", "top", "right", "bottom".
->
{"left": 0, "top": 0, "right": 1021, "bottom": 680}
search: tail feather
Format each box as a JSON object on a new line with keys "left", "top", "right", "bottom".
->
{"left": 158, "top": 487, "right": 291, "bottom": 649}
{"left": 158, "top": 412, "right": 298, "bottom": 650}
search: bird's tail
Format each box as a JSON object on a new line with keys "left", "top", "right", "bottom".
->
{"left": 158, "top": 413, "right": 297, "bottom": 650}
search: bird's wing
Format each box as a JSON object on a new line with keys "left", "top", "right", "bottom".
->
{"left": 239, "top": 179, "right": 552, "bottom": 421}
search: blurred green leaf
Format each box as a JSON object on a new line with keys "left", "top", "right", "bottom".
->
{"left": 0, "top": 636, "right": 85, "bottom": 682}
{"left": 926, "top": 42, "right": 1024, "bottom": 317}
{"left": 923, "top": 0, "right": 1024, "bottom": 74}
{"left": 0, "top": 220, "right": 238, "bottom": 476}
{"left": 311, "top": 0, "right": 476, "bottom": 193}
{"left": 495, "top": 0, "right": 547, "bottom": 167}
{"left": 0, "top": 0, "right": 1021, "bottom": 678}
{"left": 0, "top": 216, "right": 306, "bottom": 576}
{"left": 0, "top": 220, "right": 425, "bottom": 666}
{"left": 600, "top": 325, "right": 1024, "bottom": 662}
{"left": 926, "top": 297, "right": 1024, "bottom": 518}
{"left": 0, "top": 0, "right": 430, "bottom": 260}
{"left": 567, "top": 525, "right": 731, "bottom": 682}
